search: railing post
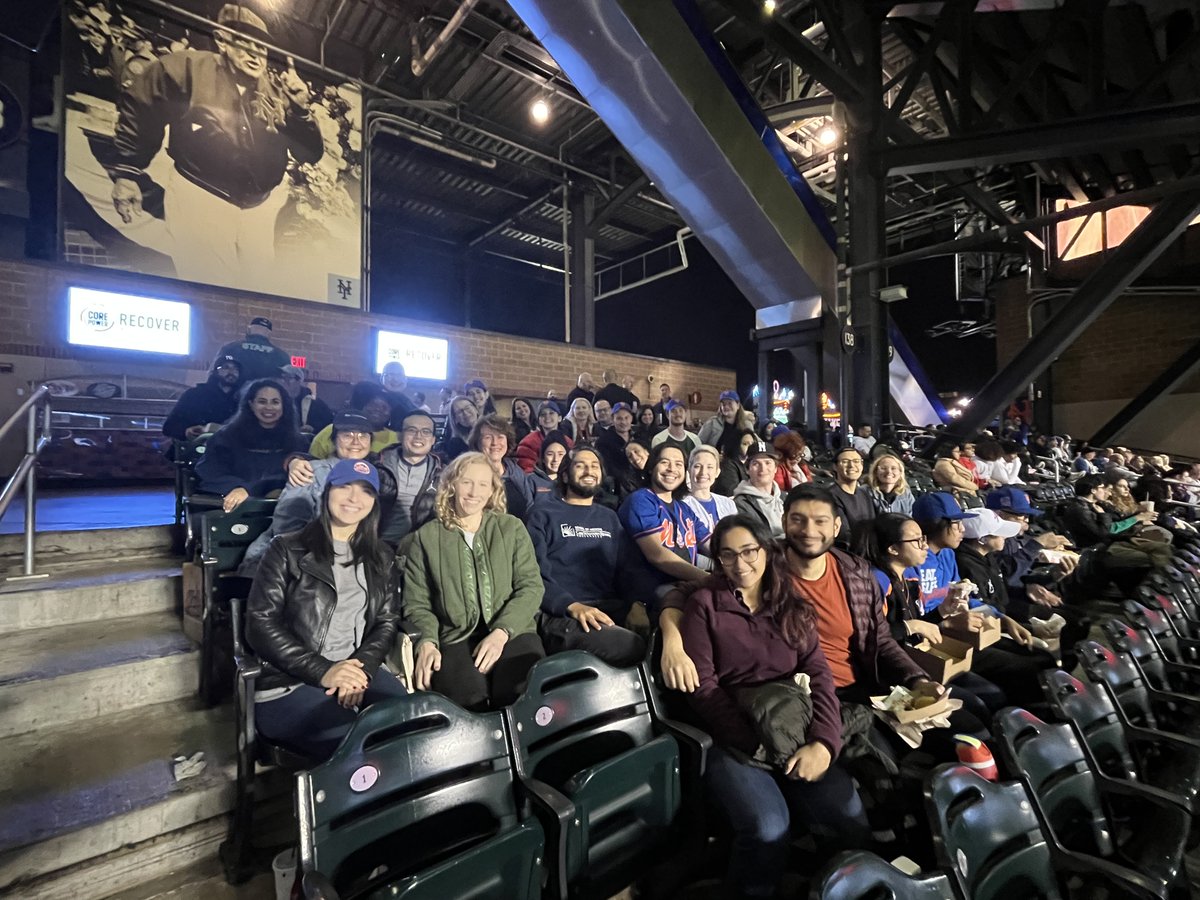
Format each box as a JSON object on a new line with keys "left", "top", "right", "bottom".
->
{"left": 6, "top": 394, "right": 50, "bottom": 582}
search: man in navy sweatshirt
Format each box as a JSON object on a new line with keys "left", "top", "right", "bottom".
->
{"left": 525, "top": 446, "right": 647, "bottom": 667}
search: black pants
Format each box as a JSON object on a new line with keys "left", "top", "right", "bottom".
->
{"left": 539, "top": 614, "right": 646, "bottom": 668}
{"left": 971, "top": 640, "right": 1057, "bottom": 708}
{"left": 431, "top": 630, "right": 545, "bottom": 711}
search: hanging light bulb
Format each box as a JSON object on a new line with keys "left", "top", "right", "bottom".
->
{"left": 818, "top": 125, "right": 839, "bottom": 146}
{"left": 530, "top": 98, "right": 550, "bottom": 124}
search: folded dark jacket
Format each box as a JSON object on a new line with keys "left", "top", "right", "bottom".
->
{"left": 733, "top": 677, "right": 813, "bottom": 769}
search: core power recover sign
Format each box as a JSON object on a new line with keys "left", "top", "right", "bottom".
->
{"left": 67, "top": 286, "right": 191, "bottom": 355}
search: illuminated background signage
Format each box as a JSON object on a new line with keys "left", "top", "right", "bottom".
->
{"left": 375, "top": 330, "right": 449, "bottom": 381}
{"left": 67, "top": 287, "right": 191, "bottom": 355}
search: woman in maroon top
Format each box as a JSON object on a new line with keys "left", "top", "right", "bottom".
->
{"left": 680, "top": 514, "right": 870, "bottom": 899}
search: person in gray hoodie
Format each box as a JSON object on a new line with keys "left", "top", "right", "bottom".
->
{"left": 733, "top": 442, "right": 785, "bottom": 538}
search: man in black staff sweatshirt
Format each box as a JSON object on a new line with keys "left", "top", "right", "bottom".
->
{"left": 525, "top": 445, "right": 647, "bottom": 667}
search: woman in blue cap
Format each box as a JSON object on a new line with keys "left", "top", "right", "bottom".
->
{"left": 246, "top": 458, "right": 405, "bottom": 759}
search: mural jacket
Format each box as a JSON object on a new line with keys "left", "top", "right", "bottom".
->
{"left": 112, "top": 49, "right": 324, "bottom": 208}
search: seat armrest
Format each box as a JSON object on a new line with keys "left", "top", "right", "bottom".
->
{"left": 302, "top": 871, "right": 341, "bottom": 900}
{"left": 657, "top": 717, "right": 712, "bottom": 777}
{"left": 1095, "top": 769, "right": 1194, "bottom": 812}
{"left": 518, "top": 775, "right": 574, "bottom": 900}
{"left": 1051, "top": 849, "right": 1165, "bottom": 899}
{"left": 1127, "top": 722, "right": 1200, "bottom": 752}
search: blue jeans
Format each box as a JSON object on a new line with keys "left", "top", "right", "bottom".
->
{"left": 704, "top": 746, "right": 871, "bottom": 898}
{"left": 255, "top": 668, "right": 409, "bottom": 760}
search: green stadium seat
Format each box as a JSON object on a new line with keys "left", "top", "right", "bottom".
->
{"left": 1039, "top": 669, "right": 1200, "bottom": 817}
{"left": 924, "top": 764, "right": 1062, "bottom": 900}
{"left": 994, "top": 708, "right": 1190, "bottom": 899}
{"left": 296, "top": 694, "right": 543, "bottom": 900}
{"left": 1076, "top": 640, "right": 1200, "bottom": 738}
{"left": 810, "top": 850, "right": 960, "bottom": 900}
{"left": 508, "top": 651, "right": 686, "bottom": 900}
{"left": 197, "top": 500, "right": 275, "bottom": 706}
{"left": 1108, "top": 609, "right": 1200, "bottom": 692}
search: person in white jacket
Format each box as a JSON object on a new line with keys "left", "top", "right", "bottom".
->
{"left": 732, "top": 442, "right": 785, "bottom": 538}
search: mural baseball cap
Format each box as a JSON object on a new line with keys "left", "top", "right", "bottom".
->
{"left": 961, "top": 508, "right": 1022, "bottom": 540}
{"left": 217, "top": 4, "right": 272, "bottom": 42}
{"left": 986, "top": 485, "right": 1042, "bottom": 517}
{"left": 719, "top": 390, "right": 740, "bottom": 403}
{"left": 327, "top": 458, "right": 379, "bottom": 492}
{"left": 911, "top": 491, "right": 968, "bottom": 522}
{"left": 249, "top": 316, "right": 273, "bottom": 330}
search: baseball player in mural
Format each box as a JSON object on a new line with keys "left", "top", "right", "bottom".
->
{"left": 106, "top": 4, "right": 323, "bottom": 289}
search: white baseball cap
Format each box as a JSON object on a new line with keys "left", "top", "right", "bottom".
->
{"left": 962, "top": 507, "right": 1022, "bottom": 540}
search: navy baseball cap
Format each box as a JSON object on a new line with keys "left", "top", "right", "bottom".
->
{"left": 249, "top": 316, "right": 272, "bottom": 330}
{"left": 912, "top": 491, "right": 968, "bottom": 522}
{"left": 463, "top": 379, "right": 487, "bottom": 392}
{"left": 986, "top": 485, "right": 1042, "bottom": 517}
{"left": 327, "top": 458, "right": 379, "bottom": 492}
{"left": 332, "top": 411, "right": 372, "bottom": 435}
{"left": 611, "top": 402, "right": 633, "bottom": 415}
{"left": 664, "top": 399, "right": 685, "bottom": 411}
{"left": 719, "top": 390, "right": 740, "bottom": 403}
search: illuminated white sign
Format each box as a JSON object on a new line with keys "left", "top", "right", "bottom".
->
{"left": 67, "top": 287, "right": 190, "bottom": 355}
{"left": 375, "top": 331, "right": 449, "bottom": 381}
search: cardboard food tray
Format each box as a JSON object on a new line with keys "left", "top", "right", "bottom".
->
{"left": 905, "top": 636, "right": 974, "bottom": 682}
{"left": 940, "top": 612, "right": 1002, "bottom": 650}
{"left": 870, "top": 692, "right": 953, "bottom": 724}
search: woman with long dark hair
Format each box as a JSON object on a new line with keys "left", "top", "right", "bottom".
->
{"left": 679, "top": 514, "right": 870, "bottom": 898}
{"left": 246, "top": 459, "right": 404, "bottom": 760}
{"left": 510, "top": 397, "right": 536, "bottom": 444}
{"left": 195, "top": 378, "right": 311, "bottom": 511}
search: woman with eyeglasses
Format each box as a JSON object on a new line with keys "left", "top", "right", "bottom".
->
{"left": 858, "top": 513, "right": 1007, "bottom": 720}
{"left": 679, "top": 514, "right": 870, "bottom": 899}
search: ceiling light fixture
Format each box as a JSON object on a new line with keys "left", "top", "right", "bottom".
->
{"left": 530, "top": 98, "right": 550, "bottom": 125}
{"left": 763, "top": 0, "right": 777, "bottom": 13}
{"left": 818, "top": 125, "right": 839, "bottom": 146}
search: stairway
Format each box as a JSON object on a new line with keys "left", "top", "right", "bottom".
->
{"left": 0, "top": 524, "right": 252, "bottom": 899}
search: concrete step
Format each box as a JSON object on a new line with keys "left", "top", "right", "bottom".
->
{"left": 0, "top": 524, "right": 178, "bottom": 575}
{"left": 0, "top": 638, "right": 198, "bottom": 739}
{"left": 0, "top": 561, "right": 181, "bottom": 634}
{"left": 0, "top": 697, "right": 294, "bottom": 899}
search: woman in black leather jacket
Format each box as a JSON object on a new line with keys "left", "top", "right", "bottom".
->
{"left": 246, "top": 458, "right": 405, "bottom": 759}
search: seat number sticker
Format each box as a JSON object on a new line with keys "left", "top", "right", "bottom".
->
{"left": 349, "top": 765, "right": 379, "bottom": 792}
{"left": 535, "top": 706, "right": 554, "bottom": 726}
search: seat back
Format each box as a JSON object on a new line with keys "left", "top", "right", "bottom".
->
{"left": 1102, "top": 619, "right": 1171, "bottom": 689}
{"left": 1039, "top": 670, "right": 1136, "bottom": 782}
{"left": 814, "top": 850, "right": 958, "bottom": 900}
{"left": 1076, "top": 641, "right": 1159, "bottom": 729}
{"left": 925, "top": 765, "right": 1061, "bottom": 900}
{"left": 1124, "top": 600, "right": 1185, "bottom": 663}
{"left": 298, "top": 694, "right": 541, "bottom": 900}
{"left": 994, "top": 709, "right": 1113, "bottom": 858}
{"left": 509, "top": 652, "right": 681, "bottom": 888}
{"left": 200, "top": 500, "right": 276, "bottom": 572}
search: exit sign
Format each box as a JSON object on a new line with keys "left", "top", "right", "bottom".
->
{"left": 291, "top": 355, "right": 307, "bottom": 368}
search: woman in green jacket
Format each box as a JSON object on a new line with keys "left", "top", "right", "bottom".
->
{"left": 404, "top": 451, "right": 545, "bottom": 709}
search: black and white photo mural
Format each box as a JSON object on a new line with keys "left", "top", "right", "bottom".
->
{"left": 62, "top": 0, "right": 362, "bottom": 306}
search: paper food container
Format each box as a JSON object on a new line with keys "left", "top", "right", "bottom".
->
{"left": 905, "top": 636, "right": 974, "bottom": 682}
{"left": 941, "top": 612, "right": 1002, "bottom": 650}
{"left": 870, "top": 692, "right": 953, "bottom": 724}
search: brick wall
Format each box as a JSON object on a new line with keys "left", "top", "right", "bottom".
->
{"left": 0, "top": 258, "right": 736, "bottom": 409}
{"left": 993, "top": 277, "right": 1200, "bottom": 403}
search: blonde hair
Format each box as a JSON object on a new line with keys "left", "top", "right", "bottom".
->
{"left": 435, "top": 452, "right": 507, "bottom": 528}
{"left": 688, "top": 444, "right": 721, "bottom": 470}
{"left": 568, "top": 397, "right": 595, "bottom": 425}
{"left": 867, "top": 454, "right": 910, "bottom": 495}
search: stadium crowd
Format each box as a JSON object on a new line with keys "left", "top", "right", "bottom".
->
{"left": 167, "top": 317, "right": 1200, "bottom": 899}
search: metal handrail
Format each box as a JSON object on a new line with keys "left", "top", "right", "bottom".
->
{"left": 0, "top": 385, "right": 54, "bottom": 581}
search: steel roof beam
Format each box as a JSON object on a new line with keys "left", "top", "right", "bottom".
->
{"left": 1090, "top": 337, "right": 1200, "bottom": 447}
{"left": 883, "top": 102, "right": 1200, "bottom": 175}
{"left": 942, "top": 186, "right": 1200, "bottom": 444}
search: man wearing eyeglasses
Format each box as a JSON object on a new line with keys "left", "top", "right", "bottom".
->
{"left": 375, "top": 410, "right": 442, "bottom": 544}
{"left": 830, "top": 447, "right": 875, "bottom": 546}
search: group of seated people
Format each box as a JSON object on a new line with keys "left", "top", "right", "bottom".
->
{"left": 165, "top": 355, "right": 1197, "bottom": 899}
